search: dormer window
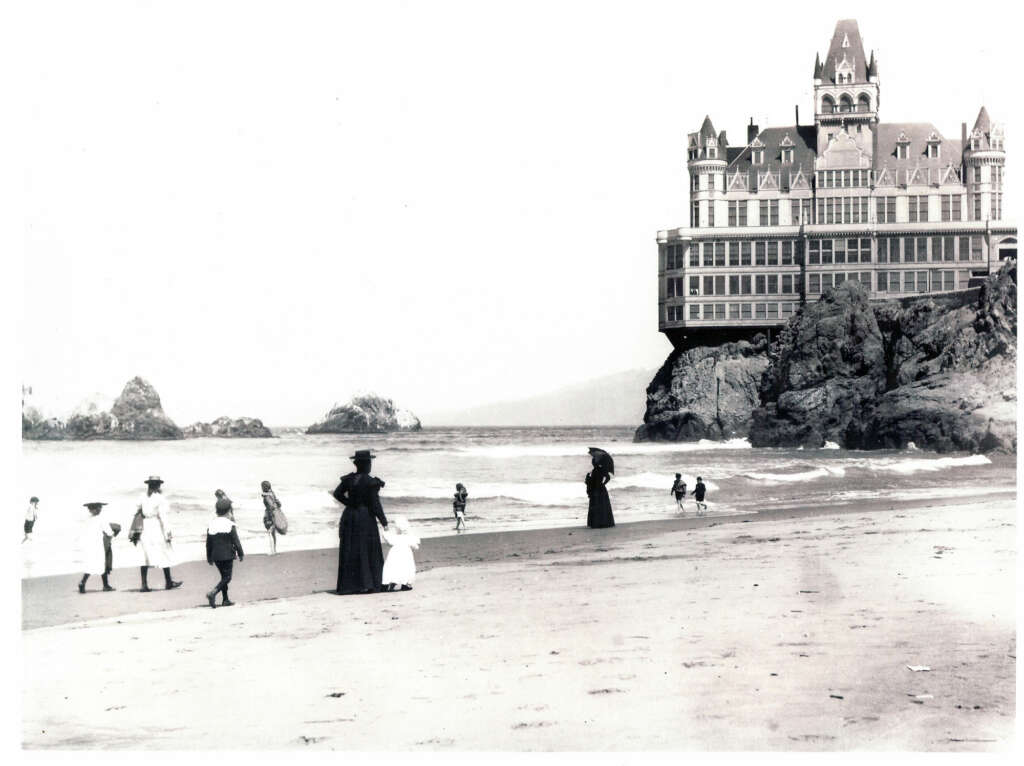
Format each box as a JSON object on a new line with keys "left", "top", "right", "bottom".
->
{"left": 927, "top": 144, "right": 939, "bottom": 159}
{"left": 689, "top": 149, "right": 698, "bottom": 160}
{"left": 896, "top": 132, "right": 911, "bottom": 160}
{"left": 781, "top": 148, "right": 793, "bottom": 163}
{"left": 752, "top": 149, "right": 764, "bottom": 164}
{"left": 707, "top": 146, "right": 717, "bottom": 159}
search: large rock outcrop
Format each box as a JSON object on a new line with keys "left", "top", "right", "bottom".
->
{"left": 183, "top": 416, "right": 274, "bottom": 438}
{"left": 307, "top": 394, "right": 422, "bottom": 434}
{"left": 750, "top": 260, "right": 1016, "bottom": 452}
{"left": 23, "top": 377, "right": 184, "bottom": 440}
{"left": 634, "top": 339, "right": 768, "bottom": 441}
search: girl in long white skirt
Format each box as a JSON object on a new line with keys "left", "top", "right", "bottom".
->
{"left": 78, "top": 502, "right": 120, "bottom": 593}
{"left": 135, "top": 476, "right": 182, "bottom": 591}
{"left": 381, "top": 516, "right": 419, "bottom": 592}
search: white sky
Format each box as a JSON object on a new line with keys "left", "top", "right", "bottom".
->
{"left": 13, "top": 0, "right": 1020, "bottom": 426}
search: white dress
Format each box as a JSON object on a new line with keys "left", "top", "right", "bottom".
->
{"left": 80, "top": 514, "right": 117, "bottom": 575}
{"left": 138, "top": 492, "right": 175, "bottom": 568}
{"left": 381, "top": 528, "right": 419, "bottom": 586}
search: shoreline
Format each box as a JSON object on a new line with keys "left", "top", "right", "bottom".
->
{"left": 22, "top": 494, "right": 1016, "bottom": 749}
{"left": 21, "top": 489, "right": 1016, "bottom": 631}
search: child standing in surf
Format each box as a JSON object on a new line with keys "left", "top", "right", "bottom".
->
{"left": 261, "top": 480, "right": 283, "bottom": 555}
{"left": 671, "top": 474, "right": 687, "bottom": 513}
{"left": 692, "top": 477, "right": 708, "bottom": 516}
{"left": 453, "top": 483, "right": 468, "bottom": 533}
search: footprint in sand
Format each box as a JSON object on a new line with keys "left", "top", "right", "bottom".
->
{"left": 588, "top": 688, "right": 626, "bottom": 695}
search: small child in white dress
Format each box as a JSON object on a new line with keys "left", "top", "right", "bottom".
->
{"left": 381, "top": 515, "right": 419, "bottom": 592}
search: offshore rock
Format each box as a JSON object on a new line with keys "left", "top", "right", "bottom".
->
{"left": 183, "top": 416, "right": 274, "bottom": 438}
{"left": 307, "top": 394, "right": 422, "bottom": 434}
{"left": 106, "top": 377, "right": 184, "bottom": 440}
{"left": 634, "top": 339, "right": 769, "bottom": 441}
{"left": 23, "top": 377, "right": 183, "bottom": 440}
{"left": 751, "top": 260, "right": 1017, "bottom": 452}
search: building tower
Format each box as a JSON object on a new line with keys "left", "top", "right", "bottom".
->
{"left": 813, "top": 19, "right": 879, "bottom": 157}
{"left": 686, "top": 116, "right": 727, "bottom": 228}
{"left": 963, "top": 106, "right": 1006, "bottom": 222}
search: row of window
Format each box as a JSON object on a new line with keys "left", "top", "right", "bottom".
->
{"left": 667, "top": 302, "right": 799, "bottom": 322}
{"left": 694, "top": 193, "right": 993, "bottom": 227}
{"left": 807, "top": 238, "right": 873, "bottom": 264}
{"left": 875, "top": 235, "right": 984, "bottom": 263}
{"left": 816, "top": 170, "right": 871, "bottom": 189}
{"left": 670, "top": 273, "right": 802, "bottom": 298}
{"left": 875, "top": 270, "right": 967, "bottom": 293}
{"left": 685, "top": 240, "right": 804, "bottom": 268}
{"left": 666, "top": 235, "right": 989, "bottom": 271}
{"left": 664, "top": 270, "right": 975, "bottom": 322}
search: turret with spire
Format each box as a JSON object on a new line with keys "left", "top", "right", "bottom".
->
{"left": 963, "top": 105, "right": 1005, "bottom": 221}
{"left": 686, "top": 115, "right": 728, "bottom": 228}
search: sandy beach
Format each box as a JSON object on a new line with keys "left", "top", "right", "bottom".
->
{"left": 21, "top": 494, "right": 1016, "bottom": 750}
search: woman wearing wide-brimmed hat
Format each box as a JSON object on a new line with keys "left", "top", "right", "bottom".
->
{"left": 135, "top": 476, "right": 182, "bottom": 591}
{"left": 331, "top": 450, "right": 389, "bottom": 594}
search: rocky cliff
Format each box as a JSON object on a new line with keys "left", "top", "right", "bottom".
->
{"left": 750, "top": 260, "right": 1016, "bottom": 452}
{"left": 634, "top": 339, "right": 768, "bottom": 441}
{"left": 307, "top": 394, "right": 422, "bottom": 434}
{"left": 22, "top": 377, "right": 184, "bottom": 440}
{"left": 183, "top": 416, "right": 274, "bottom": 438}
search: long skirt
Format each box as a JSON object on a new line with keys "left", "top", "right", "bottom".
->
{"left": 587, "top": 486, "right": 615, "bottom": 528}
{"left": 336, "top": 505, "right": 385, "bottom": 594}
{"left": 139, "top": 518, "right": 174, "bottom": 568}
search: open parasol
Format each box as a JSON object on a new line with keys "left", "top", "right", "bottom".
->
{"left": 588, "top": 447, "right": 615, "bottom": 474}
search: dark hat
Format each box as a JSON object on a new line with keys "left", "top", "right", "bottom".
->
{"left": 215, "top": 497, "right": 232, "bottom": 514}
{"left": 349, "top": 449, "right": 375, "bottom": 461}
{"left": 144, "top": 475, "right": 164, "bottom": 485}
{"left": 260, "top": 480, "right": 271, "bottom": 491}
{"left": 30, "top": 496, "right": 39, "bottom": 503}
{"left": 83, "top": 502, "right": 108, "bottom": 510}
{"left": 214, "top": 489, "right": 226, "bottom": 498}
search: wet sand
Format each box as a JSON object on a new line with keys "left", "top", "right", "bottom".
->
{"left": 21, "top": 495, "right": 1016, "bottom": 750}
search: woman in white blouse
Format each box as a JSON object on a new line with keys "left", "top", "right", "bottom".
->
{"left": 136, "top": 476, "right": 182, "bottom": 592}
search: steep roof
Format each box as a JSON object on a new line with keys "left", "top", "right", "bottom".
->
{"left": 823, "top": 19, "right": 869, "bottom": 85}
{"left": 973, "top": 106, "right": 991, "bottom": 133}
{"left": 698, "top": 115, "right": 718, "bottom": 140}
{"left": 727, "top": 125, "right": 818, "bottom": 173}
{"left": 874, "top": 122, "right": 962, "bottom": 176}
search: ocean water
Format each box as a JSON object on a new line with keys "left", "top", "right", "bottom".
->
{"left": 18, "top": 427, "right": 1017, "bottom": 577}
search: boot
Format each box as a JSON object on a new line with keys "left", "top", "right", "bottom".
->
{"left": 164, "top": 567, "right": 182, "bottom": 590}
{"left": 140, "top": 566, "right": 151, "bottom": 592}
{"left": 207, "top": 591, "right": 217, "bottom": 609}
{"left": 78, "top": 575, "right": 87, "bottom": 594}
{"left": 102, "top": 574, "right": 115, "bottom": 592}
{"left": 221, "top": 585, "right": 233, "bottom": 606}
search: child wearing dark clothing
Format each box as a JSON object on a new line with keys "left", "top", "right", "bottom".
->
{"left": 692, "top": 477, "right": 708, "bottom": 516}
{"left": 206, "top": 497, "right": 244, "bottom": 608}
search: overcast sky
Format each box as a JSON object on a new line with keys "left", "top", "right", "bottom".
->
{"left": 15, "top": 0, "right": 1019, "bottom": 426}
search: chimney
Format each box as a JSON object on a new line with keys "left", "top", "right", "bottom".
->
{"left": 795, "top": 105, "right": 800, "bottom": 126}
{"left": 747, "top": 118, "right": 759, "bottom": 144}
{"left": 962, "top": 122, "right": 967, "bottom": 151}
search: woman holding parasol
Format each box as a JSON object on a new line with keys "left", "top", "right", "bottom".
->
{"left": 585, "top": 447, "right": 615, "bottom": 528}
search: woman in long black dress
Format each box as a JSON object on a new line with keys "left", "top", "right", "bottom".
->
{"left": 586, "top": 458, "right": 615, "bottom": 528}
{"left": 332, "top": 449, "right": 389, "bottom": 594}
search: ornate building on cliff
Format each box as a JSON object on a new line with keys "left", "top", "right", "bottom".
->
{"left": 658, "top": 19, "right": 1016, "bottom": 348}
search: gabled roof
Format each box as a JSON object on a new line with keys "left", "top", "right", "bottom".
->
{"left": 874, "top": 122, "right": 962, "bottom": 175}
{"left": 727, "top": 125, "right": 818, "bottom": 173}
{"left": 823, "top": 19, "right": 869, "bottom": 85}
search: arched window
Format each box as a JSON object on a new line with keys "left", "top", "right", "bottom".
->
{"left": 821, "top": 95, "right": 835, "bottom": 114}
{"left": 857, "top": 93, "right": 871, "bottom": 112}
{"left": 839, "top": 94, "right": 853, "bottom": 113}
